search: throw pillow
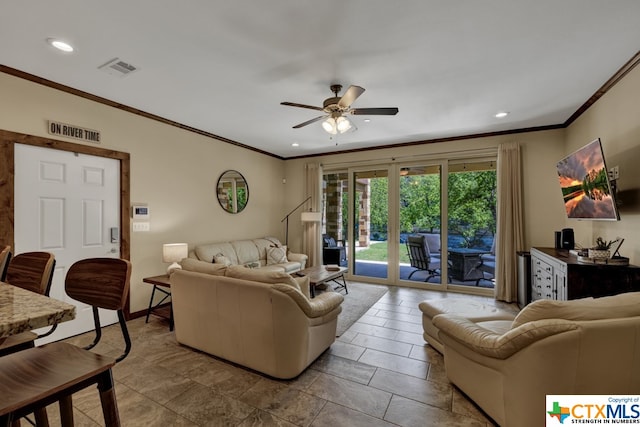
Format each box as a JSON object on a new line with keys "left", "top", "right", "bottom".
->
{"left": 213, "top": 253, "right": 232, "bottom": 266}
{"left": 266, "top": 245, "right": 288, "bottom": 265}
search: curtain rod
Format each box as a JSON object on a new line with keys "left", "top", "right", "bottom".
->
{"left": 319, "top": 146, "right": 498, "bottom": 169}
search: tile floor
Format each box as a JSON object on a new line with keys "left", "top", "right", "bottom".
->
{"left": 40, "top": 284, "right": 517, "bottom": 426}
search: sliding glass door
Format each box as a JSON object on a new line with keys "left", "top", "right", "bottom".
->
{"left": 446, "top": 160, "right": 497, "bottom": 289}
{"left": 322, "top": 155, "right": 496, "bottom": 294}
{"left": 398, "top": 164, "right": 443, "bottom": 285}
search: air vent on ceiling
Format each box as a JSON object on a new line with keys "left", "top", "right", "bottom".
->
{"left": 98, "top": 58, "right": 138, "bottom": 77}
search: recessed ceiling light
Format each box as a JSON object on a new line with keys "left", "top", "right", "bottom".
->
{"left": 495, "top": 111, "right": 509, "bottom": 118}
{"left": 47, "top": 38, "right": 74, "bottom": 52}
{"left": 364, "top": 119, "right": 371, "bottom": 123}
{"left": 291, "top": 142, "right": 299, "bottom": 147}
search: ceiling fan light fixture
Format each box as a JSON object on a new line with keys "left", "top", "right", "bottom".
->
{"left": 336, "top": 116, "right": 352, "bottom": 133}
{"left": 322, "top": 117, "right": 337, "bottom": 134}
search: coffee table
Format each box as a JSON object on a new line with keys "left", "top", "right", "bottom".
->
{"left": 297, "top": 265, "right": 348, "bottom": 298}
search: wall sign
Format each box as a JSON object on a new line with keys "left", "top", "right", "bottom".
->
{"left": 48, "top": 120, "right": 101, "bottom": 144}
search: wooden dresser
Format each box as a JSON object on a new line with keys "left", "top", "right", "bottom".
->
{"left": 530, "top": 247, "right": 640, "bottom": 301}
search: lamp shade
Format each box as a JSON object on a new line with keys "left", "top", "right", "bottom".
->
{"left": 163, "top": 243, "right": 188, "bottom": 275}
{"left": 301, "top": 211, "right": 322, "bottom": 222}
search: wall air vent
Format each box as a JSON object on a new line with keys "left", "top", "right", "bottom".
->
{"left": 98, "top": 58, "right": 138, "bottom": 77}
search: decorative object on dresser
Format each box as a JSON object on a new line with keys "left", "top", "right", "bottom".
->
{"left": 530, "top": 247, "right": 640, "bottom": 301}
{"left": 162, "top": 243, "right": 188, "bottom": 275}
{"left": 585, "top": 236, "right": 621, "bottom": 261}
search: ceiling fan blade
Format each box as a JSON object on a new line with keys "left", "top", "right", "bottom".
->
{"left": 351, "top": 107, "right": 399, "bottom": 116}
{"left": 292, "top": 115, "right": 326, "bottom": 129}
{"left": 338, "top": 85, "right": 365, "bottom": 108}
{"left": 281, "top": 101, "right": 324, "bottom": 111}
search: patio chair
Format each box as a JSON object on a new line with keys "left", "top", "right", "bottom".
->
{"left": 406, "top": 235, "right": 441, "bottom": 281}
{"left": 323, "top": 234, "right": 346, "bottom": 266}
{"left": 476, "top": 239, "right": 496, "bottom": 286}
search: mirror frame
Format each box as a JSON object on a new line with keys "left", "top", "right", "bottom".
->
{"left": 216, "top": 170, "right": 249, "bottom": 213}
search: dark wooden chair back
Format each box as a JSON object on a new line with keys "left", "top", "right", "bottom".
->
{"left": 65, "top": 257, "right": 132, "bottom": 362}
{"left": 5, "top": 251, "right": 55, "bottom": 295}
{"left": 0, "top": 245, "right": 11, "bottom": 282}
{"left": 0, "top": 250, "right": 56, "bottom": 354}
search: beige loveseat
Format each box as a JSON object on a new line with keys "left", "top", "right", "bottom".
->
{"left": 171, "top": 266, "right": 343, "bottom": 379}
{"left": 433, "top": 292, "right": 640, "bottom": 427}
{"left": 188, "top": 237, "right": 307, "bottom": 273}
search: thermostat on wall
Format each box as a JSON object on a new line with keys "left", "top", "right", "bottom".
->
{"left": 132, "top": 204, "right": 150, "bottom": 220}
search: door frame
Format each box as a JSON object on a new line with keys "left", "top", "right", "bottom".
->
{"left": 0, "top": 129, "right": 132, "bottom": 316}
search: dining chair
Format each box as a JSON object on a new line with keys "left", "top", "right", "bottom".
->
{"left": 0, "top": 257, "right": 132, "bottom": 427}
{"left": 4, "top": 251, "right": 56, "bottom": 296}
{"left": 0, "top": 246, "right": 11, "bottom": 282}
{"left": 0, "top": 251, "right": 57, "bottom": 356}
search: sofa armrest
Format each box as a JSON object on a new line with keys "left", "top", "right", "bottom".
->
{"left": 287, "top": 252, "right": 308, "bottom": 269}
{"left": 273, "top": 284, "right": 343, "bottom": 318}
{"left": 433, "top": 314, "right": 578, "bottom": 359}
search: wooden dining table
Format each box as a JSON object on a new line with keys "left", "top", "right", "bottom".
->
{"left": 0, "top": 281, "right": 76, "bottom": 343}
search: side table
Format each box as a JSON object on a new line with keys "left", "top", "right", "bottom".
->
{"left": 143, "top": 275, "right": 173, "bottom": 331}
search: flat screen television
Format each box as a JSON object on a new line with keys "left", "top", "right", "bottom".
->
{"left": 556, "top": 138, "right": 619, "bottom": 220}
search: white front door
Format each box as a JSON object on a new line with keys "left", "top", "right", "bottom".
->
{"left": 14, "top": 144, "right": 121, "bottom": 343}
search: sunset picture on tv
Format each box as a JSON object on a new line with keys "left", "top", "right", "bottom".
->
{"left": 556, "top": 139, "right": 619, "bottom": 220}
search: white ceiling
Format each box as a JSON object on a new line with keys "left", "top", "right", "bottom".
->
{"left": 1, "top": 1, "right": 639, "bottom": 159}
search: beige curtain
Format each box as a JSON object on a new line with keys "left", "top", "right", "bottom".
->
{"left": 494, "top": 142, "right": 524, "bottom": 302}
{"left": 303, "top": 162, "right": 323, "bottom": 267}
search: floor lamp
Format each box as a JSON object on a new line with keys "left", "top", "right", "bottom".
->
{"left": 281, "top": 196, "right": 312, "bottom": 246}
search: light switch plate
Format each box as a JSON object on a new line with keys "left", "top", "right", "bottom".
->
{"left": 133, "top": 222, "right": 150, "bottom": 232}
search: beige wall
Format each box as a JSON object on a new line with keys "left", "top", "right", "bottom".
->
{"left": 565, "top": 63, "right": 640, "bottom": 262}
{"left": 0, "top": 72, "right": 285, "bottom": 312}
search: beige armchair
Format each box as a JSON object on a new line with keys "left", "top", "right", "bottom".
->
{"left": 433, "top": 293, "right": 640, "bottom": 427}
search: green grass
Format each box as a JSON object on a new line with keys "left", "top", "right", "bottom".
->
{"left": 356, "top": 241, "right": 410, "bottom": 264}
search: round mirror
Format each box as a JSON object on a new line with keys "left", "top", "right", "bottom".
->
{"left": 216, "top": 170, "right": 249, "bottom": 213}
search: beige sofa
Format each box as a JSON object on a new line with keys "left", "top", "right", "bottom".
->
{"left": 170, "top": 266, "right": 343, "bottom": 379}
{"left": 188, "top": 237, "right": 307, "bottom": 273}
{"left": 433, "top": 292, "right": 640, "bottom": 427}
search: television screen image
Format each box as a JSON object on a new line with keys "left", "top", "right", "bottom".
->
{"left": 556, "top": 138, "right": 619, "bottom": 220}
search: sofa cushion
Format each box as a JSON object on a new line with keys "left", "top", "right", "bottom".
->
{"left": 266, "top": 246, "right": 288, "bottom": 265}
{"left": 511, "top": 292, "right": 640, "bottom": 328}
{"left": 231, "top": 240, "right": 260, "bottom": 265}
{"left": 180, "top": 258, "right": 227, "bottom": 276}
{"left": 253, "top": 238, "right": 280, "bottom": 261}
{"left": 195, "top": 242, "right": 238, "bottom": 265}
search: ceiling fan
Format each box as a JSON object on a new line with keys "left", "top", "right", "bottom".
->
{"left": 281, "top": 84, "right": 399, "bottom": 135}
